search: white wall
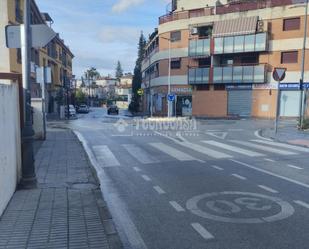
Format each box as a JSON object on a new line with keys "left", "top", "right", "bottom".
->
{"left": 0, "top": 83, "right": 22, "bottom": 217}
{"left": 31, "top": 98, "right": 44, "bottom": 139}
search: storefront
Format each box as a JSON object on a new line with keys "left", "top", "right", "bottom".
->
{"left": 227, "top": 85, "right": 252, "bottom": 117}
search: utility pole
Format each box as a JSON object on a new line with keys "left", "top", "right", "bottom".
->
{"left": 299, "top": 0, "right": 309, "bottom": 129}
{"left": 20, "top": 0, "right": 36, "bottom": 188}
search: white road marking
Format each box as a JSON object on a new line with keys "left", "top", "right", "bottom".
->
{"left": 123, "top": 144, "right": 158, "bottom": 164}
{"left": 133, "top": 167, "right": 141, "bottom": 172}
{"left": 92, "top": 145, "right": 120, "bottom": 167}
{"left": 294, "top": 200, "right": 309, "bottom": 209}
{"left": 141, "top": 175, "right": 151, "bottom": 182}
{"left": 287, "top": 164, "right": 303, "bottom": 170}
{"left": 169, "top": 201, "right": 185, "bottom": 212}
{"left": 149, "top": 142, "right": 197, "bottom": 161}
{"left": 202, "top": 140, "right": 264, "bottom": 157}
{"left": 230, "top": 140, "right": 297, "bottom": 155}
{"left": 154, "top": 131, "right": 232, "bottom": 159}
{"left": 254, "top": 130, "right": 273, "bottom": 141}
{"left": 230, "top": 159, "right": 309, "bottom": 189}
{"left": 153, "top": 186, "right": 166, "bottom": 194}
{"left": 231, "top": 174, "right": 247, "bottom": 180}
{"left": 264, "top": 158, "right": 276, "bottom": 163}
{"left": 211, "top": 165, "right": 224, "bottom": 171}
{"left": 258, "top": 185, "right": 279, "bottom": 194}
{"left": 252, "top": 140, "right": 309, "bottom": 153}
{"left": 191, "top": 223, "right": 215, "bottom": 240}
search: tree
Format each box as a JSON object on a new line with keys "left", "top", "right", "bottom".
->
{"left": 115, "top": 61, "right": 123, "bottom": 80}
{"left": 75, "top": 89, "right": 86, "bottom": 104}
{"left": 84, "top": 67, "right": 100, "bottom": 82}
{"left": 129, "top": 32, "right": 146, "bottom": 113}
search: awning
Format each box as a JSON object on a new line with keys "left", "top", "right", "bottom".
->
{"left": 212, "top": 16, "right": 258, "bottom": 38}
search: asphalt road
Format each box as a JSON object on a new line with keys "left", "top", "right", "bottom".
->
{"left": 70, "top": 108, "right": 309, "bottom": 249}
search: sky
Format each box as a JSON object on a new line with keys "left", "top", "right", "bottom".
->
{"left": 35, "top": 0, "right": 170, "bottom": 78}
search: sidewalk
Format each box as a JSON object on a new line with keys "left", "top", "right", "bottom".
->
{"left": 261, "top": 120, "right": 309, "bottom": 147}
{"left": 0, "top": 127, "right": 121, "bottom": 249}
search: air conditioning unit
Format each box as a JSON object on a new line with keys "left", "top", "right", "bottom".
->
{"left": 191, "top": 27, "right": 198, "bottom": 35}
{"left": 257, "top": 20, "right": 268, "bottom": 33}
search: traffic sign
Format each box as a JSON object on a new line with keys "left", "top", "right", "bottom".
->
{"left": 273, "top": 68, "right": 286, "bottom": 82}
{"left": 137, "top": 88, "right": 144, "bottom": 96}
{"left": 168, "top": 93, "right": 175, "bottom": 102}
{"left": 5, "top": 24, "right": 57, "bottom": 48}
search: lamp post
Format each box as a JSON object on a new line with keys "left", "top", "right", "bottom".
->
{"left": 161, "top": 36, "right": 173, "bottom": 118}
{"left": 20, "top": 0, "right": 36, "bottom": 188}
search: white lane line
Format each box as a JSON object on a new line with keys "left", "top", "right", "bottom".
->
{"left": 123, "top": 144, "right": 158, "bottom": 164}
{"left": 258, "top": 185, "right": 279, "bottom": 194}
{"left": 153, "top": 186, "right": 166, "bottom": 194}
{"left": 294, "top": 200, "right": 309, "bottom": 209}
{"left": 264, "top": 158, "right": 276, "bottom": 163}
{"left": 169, "top": 201, "right": 185, "bottom": 212}
{"left": 254, "top": 130, "right": 273, "bottom": 141}
{"left": 191, "top": 223, "right": 215, "bottom": 240}
{"left": 149, "top": 142, "right": 197, "bottom": 161}
{"left": 92, "top": 145, "right": 120, "bottom": 167}
{"left": 231, "top": 174, "right": 247, "bottom": 180}
{"left": 202, "top": 140, "right": 264, "bottom": 157}
{"left": 230, "top": 159, "right": 309, "bottom": 189}
{"left": 211, "top": 165, "right": 224, "bottom": 171}
{"left": 287, "top": 164, "right": 303, "bottom": 170}
{"left": 133, "top": 167, "right": 141, "bottom": 172}
{"left": 230, "top": 140, "right": 297, "bottom": 155}
{"left": 141, "top": 175, "right": 151, "bottom": 182}
{"left": 252, "top": 139, "right": 309, "bottom": 153}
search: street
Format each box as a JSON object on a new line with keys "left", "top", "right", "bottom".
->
{"left": 69, "top": 108, "right": 309, "bottom": 249}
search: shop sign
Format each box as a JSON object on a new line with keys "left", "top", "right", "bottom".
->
{"left": 279, "top": 83, "right": 300, "bottom": 90}
{"left": 226, "top": 84, "right": 252, "bottom": 90}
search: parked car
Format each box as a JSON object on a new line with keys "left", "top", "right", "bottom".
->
{"left": 107, "top": 105, "right": 119, "bottom": 115}
{"left": 65, "top": 105, "right": 77, "bottom": 117}
{"left": 77, "top": 104, "right": 89, "bottom": 113}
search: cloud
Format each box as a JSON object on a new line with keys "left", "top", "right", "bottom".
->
{"left": 112, "top": 0, "right": 145, "bottom": 13}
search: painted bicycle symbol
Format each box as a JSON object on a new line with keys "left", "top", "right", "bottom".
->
{"left": 186, "top": 192, "right": 295, "bottom": 224}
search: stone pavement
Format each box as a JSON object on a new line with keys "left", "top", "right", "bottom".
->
{"left": 0, "top": 128, "right": 121, "bottom": 249}
{"left": 261, "top": 120, "right": 309, "bottom": 147}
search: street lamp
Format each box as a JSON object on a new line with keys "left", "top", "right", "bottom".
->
{"left": 160, "top": 36, "right": 173, "bottom": 118}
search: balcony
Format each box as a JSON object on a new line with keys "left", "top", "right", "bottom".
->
{"left": 188, "top": 67, "right": 210, "bottom": 85}
{"left": 213, "top": 64, "right": 267, "bottom": 84}
{"left": 214, "top": 33, "right": 268, "bottom": 55}
{"left": 189, "top": 38, "right": 211, "bottom": 57}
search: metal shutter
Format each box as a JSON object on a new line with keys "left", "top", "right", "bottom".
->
{"left": 280, "top": 91, "right": 301, "bottom": 117}
{"left": 228, "top": 90, "right": 252, "bottom": 117}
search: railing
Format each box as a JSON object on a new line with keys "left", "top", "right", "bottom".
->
{"left": 188, "top": 67, "right": 210, "bottom": 85}
{"left": 189, "top": 38, "right": 211, "bottom": 57}
{"left": 158, "top": 0, "right": 305, "bottom": 25}
{"left": 213, "top": 64, "right": 267, "bottom": 84}
{"left": 213, "top": 33, "right": 268, "bottom": 55}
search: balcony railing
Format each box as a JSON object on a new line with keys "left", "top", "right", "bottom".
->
{"left": 189, "top": 38, "right": 211, "bottom": 57}
{"left": 188, "top": 67, "right": 210, "bottom": 85}
{"left": 214, "top": 33, "right": 268, "bottom": 54}
{"left": 158, "top": 0, "right": 304, "bottom": 25}
{"left": 213, "top": 64, "right": 267, "bottom": 84}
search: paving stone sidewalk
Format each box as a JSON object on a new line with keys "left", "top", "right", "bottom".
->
{"left": 0, "top": 128, "right": 120, "bottom": 249}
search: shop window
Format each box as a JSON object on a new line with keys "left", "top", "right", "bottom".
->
{"left": 170, "top": 31, "right": 181, "bottom": 42}
{"left": 283, "top": 18, "right": 301, "bottom": 31}
{"left": 281, "top": 51, "right": 298, "bottom": 64}
{"left": 171, "top": 58, "right": 181, "bottom": 69}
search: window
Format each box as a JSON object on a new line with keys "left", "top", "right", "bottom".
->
{"left": 15, "top": 0, "right": 22, "bottom": 23}
{"left": 283, "top": 18, "right": 301, "bottom": 31}
{"left": 170, "top": 31, "right": 181, "bottom": 42}
{"left": 214, "top": 85, "right": 226, "bottom": 91}
{"left": 17, "top": 49, "right": 21, "bottom": 64}
{"left": 171, "top": 58, "right": 181, "bottom": 69}
{"left": 214, "top": 37, "right": 224, "bottom": 54}
{"left": 281, "top": 51, "right": 298, "bottom": 64}
{"left": 224, "top": 36, "right": 234, "bottom": 54}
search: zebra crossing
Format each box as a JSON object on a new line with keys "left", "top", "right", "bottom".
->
{"left": 91, "top": 139, "right": 307, "bottom": 167}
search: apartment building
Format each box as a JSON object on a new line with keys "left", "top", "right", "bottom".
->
{"left": 0, "top": 0, "right": 74, "bottom": 114}
{"left": 141, "top": 0, "right": 309, "bottom": 118}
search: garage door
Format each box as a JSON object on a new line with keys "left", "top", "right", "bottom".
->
{"left": 280, "top": 91, "right": 300, "bottom": 117}
{"left": 228, "top": 90, "right": 252, "bottom": 117}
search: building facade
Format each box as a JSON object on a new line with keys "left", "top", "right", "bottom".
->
{"left": 0, "top": 0, "right": 74, "bottom": 114}
{"left": 141, "top": 0, "right": 309, "bottom": 118}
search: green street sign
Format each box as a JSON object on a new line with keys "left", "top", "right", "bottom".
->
{"left": 137, "top": 88, "right": 144, "bottom": 96}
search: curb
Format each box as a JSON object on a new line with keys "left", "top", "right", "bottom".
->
{"left": 72, "top": 130, "right": 124, "bottom": 249}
